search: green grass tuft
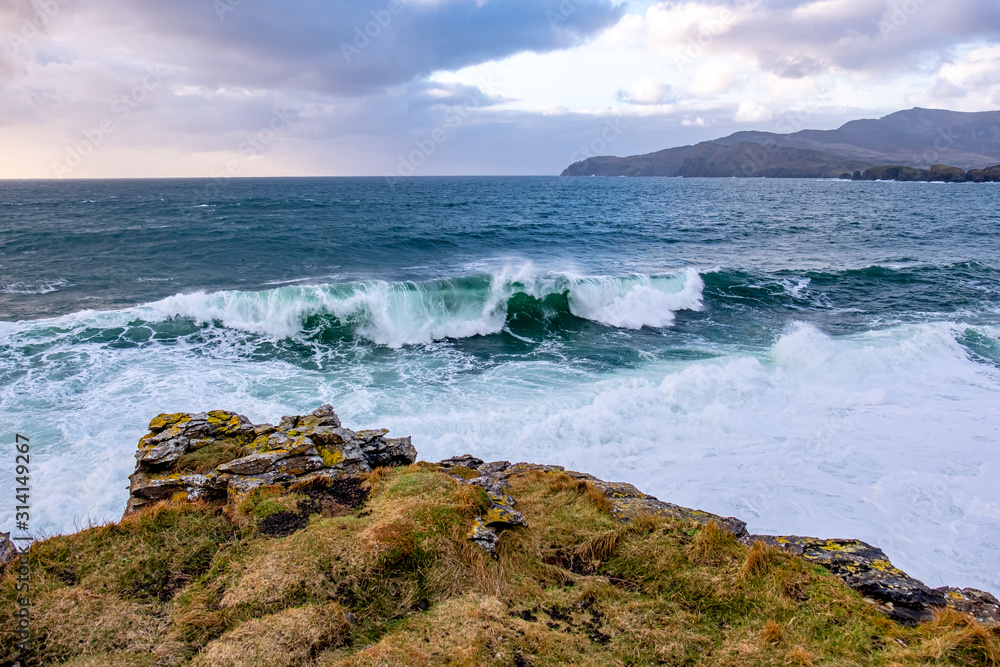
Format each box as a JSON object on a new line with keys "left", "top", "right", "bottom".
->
{"left": 3, "top": 466, "right": 997, "bottom": 667}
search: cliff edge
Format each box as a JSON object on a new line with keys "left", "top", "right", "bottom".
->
{"left": 2, "top": 405, "right": 997, "bottom": 666}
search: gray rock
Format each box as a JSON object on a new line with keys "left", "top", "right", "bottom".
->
{"left": 934, "top": 587, "right": 1000, "bottom": 626}
{"left": 747, "top": 535, "right": 947, "bottom": 625}
{"left": 437, "top": 454, "right": 485, "bottom": 470}
{"left": 125, "top": 406, "right": 416, "bottom": 516}
{"left": 477, "top": 460, "right": 510, "bottom": 475}
{"left": 362, "top": 435, "right": 417, "bottom": 469}
{"left": 467, "top": 518, "right": 500, "bottom": 558}
{"left": 0, "top": 532, "right": 18, "bottom": 573}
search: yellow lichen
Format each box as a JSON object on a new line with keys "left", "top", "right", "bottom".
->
{"left": 148, "top": 413, "right": 190, "bottom": 431}
{"left": 320, "top": 447, "right": 345, "bottom": 468}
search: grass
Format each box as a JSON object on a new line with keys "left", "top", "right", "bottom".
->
{"left": 2, "top": 465, "right": 997, "bottom": 666}
{"left": 174, "top": 438, "right": 249, "bottom": 475}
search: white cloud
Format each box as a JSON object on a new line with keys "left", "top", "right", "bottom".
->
{"left": 909, "top": 44, "right": 1000, "bottom": 111}
{"left": 617, "top": 77, "right": 675, "bottom": 105}
{"left": 734, "top": 100, "right": 773, "bottom": 123}
{"left": 0, "top": 0, "right": 999, "bottom": 177}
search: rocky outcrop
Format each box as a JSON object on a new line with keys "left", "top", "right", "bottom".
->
{"left": 928, "top": 164, "right": 969, "bottom": 182}
{"left": 966, "top": 164, "right": 1000, "bottom": 182}
{"left": 747, "top": 536, "right": 997, "bottom": 626}
{"left": 432, "top": 455, "right": 998, "bottom": 627}
{"left": 833, "top": 162, "right": 1000, "bottom": 182}
{"left": 125, "top": 407, "right": 998, "bottom": 628}
{"left": 437, "top": 456, "right": 528, "bottom": 557}
{"left": 126, "top": 405, "right": 416, "bottom": 515}
{"left": 858, "top": 164, "right": 969, "bottom": 182}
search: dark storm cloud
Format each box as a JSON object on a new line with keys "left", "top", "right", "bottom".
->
{"left": 56, "top": 0, "right": 624, "bottom": 96}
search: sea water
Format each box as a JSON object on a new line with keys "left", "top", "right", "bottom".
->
{"left": 1, "top": 176, "right": 998, "bottom": 591}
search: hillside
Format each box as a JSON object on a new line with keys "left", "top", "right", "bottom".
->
{"left": 562, "top": 108, "right": 1000, "bottom": 178}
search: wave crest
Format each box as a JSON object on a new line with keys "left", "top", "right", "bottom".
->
{"left": 146, "top": 269, "right": 705, "bottom": 347}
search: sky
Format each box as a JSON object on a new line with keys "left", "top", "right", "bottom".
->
{"left": 1, "top": 0, "right": 999, "bottom": 178}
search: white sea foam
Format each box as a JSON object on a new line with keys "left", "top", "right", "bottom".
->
{"left": 137, "top": 268, "right": 705, "bottom": 346}
{"left": 2, "top": 298, "right": 999, "bottom": 593}
{"left": 565, "top": 270, "right": 704, "bottom": 329}
{"left": 2, "top": 278, "right": 68, "bottom": 295}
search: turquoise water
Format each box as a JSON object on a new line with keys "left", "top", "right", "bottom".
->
{"left": 1, "top": 176, "right": 998, "bottom": 591}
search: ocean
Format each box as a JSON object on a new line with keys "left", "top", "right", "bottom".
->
{"left": 1, "top": 176, "right": 998, "bottom": 592}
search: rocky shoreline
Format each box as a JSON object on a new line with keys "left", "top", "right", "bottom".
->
{"left": 110, "top": 405, "right": 1000, "bottom": 627}
{"left": 853, "top": 163, "right": 1000, "bottom": 182}
{"left": 3, "top": 405, "right": 998, "bottom": 665}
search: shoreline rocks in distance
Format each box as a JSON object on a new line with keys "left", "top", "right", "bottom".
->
{"left": 853, "top": 163, "right": 998, "bottom": 182}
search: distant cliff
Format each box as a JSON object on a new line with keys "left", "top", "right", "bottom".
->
{"left": 562, "top": 107, "right": 1000, "bottom": 178}
{"left": 856, "top": 163, "right": 1000, "bottom": 182}
{"left": 675, "top": 142, "right": 869, "bottom": 179}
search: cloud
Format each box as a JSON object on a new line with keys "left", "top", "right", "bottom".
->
{"left": 12, "top": 0, "right": 624, "bottom": 96}
{"left": 1, "top": 0, "right": 999, "bottom": 178}
{"left": 908, "top": 44, "right": 1000, "bottom": 111}
{"left": 609, "top": 0, "right": 1000, "bottom": 78}
{"left": 616, "top": 77, "right": 675, "bottom": 105}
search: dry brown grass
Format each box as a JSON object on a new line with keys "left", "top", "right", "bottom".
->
{"left": 787, "top": 647, "right": 814, "bottom": 666}
{"left": 690, "top": 520, "right": 740, "bottom": 566}
{"left": 3, "top": 464, "right": 996, "bottom": 667}
{"left": 574, "top": 528, "right": 625, "bottom": 563}
{"left": 909, "top": 607, "right": 1000, "bottom": 666}
{"left": 32, "top": 588, "right": 167, "bottom": 661}
{"left": 739, "top": 539, "right": 772, "bottom": 580}
{"left": 760, "top": 619, "right": 783, "bottom": 645}
{"left": 191, "top": 602, "right": 349, "bottom": 667}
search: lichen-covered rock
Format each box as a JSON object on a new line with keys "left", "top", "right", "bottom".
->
{"left": 745, "top": 535, "right": 991, "bottom": 626}
{"left": 435, "top": 456, "right": 527, "bottom": 558}
{"left": 126, "top": 405, "right": 416, "bottom": 515}
{"left": 935, "top": 587, "right": 1000, "bottom": 626}
{"left": 438, "top": 455, "right": 485, "bottom": 470}
{"left": 467, "top": 518, "right": 500, "bottom": 557}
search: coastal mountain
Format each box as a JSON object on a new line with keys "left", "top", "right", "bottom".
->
{"left": 562, "top": 108, "right": 1000, "bottom": 177}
